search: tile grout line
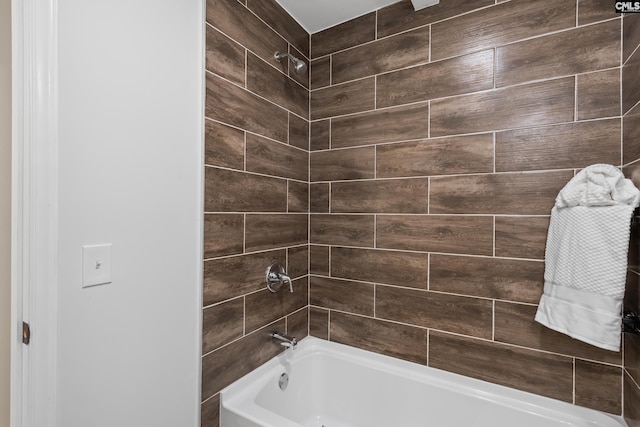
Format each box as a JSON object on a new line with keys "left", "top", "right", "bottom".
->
{"left": 428, "top": 24, "right": 432, "bottom": 63}
{"left": 572, "top": 358, "right": 576, "bottom": 405}
{"left": 375, "top": 10, "right": 378, "bottom": 40}
{"left": 374, "top": 75, "right": 377, "bottom": 110}
{"left": 492, "top": 215, "right": 496, "bottom": 257}
{"left": 620, "top": 17, "right": 624, "bottom": 167}
{"left": 492, "top": 132, "right": 496, "bottom": 173}
{"left": 373, "top": 214, "right": 377, "bottom": 249}
{"left": 426, "top": 253, "right": 430, "bottom": 291}
{"left": 373, "top": 284, "right": 377, "bottom": 318}
{"left": 574, "top": 75, "right": 578, "bottom": 122}
{"left": 492, "top": 299, "right": 495, "bottom": 341}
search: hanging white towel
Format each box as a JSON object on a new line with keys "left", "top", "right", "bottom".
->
{"left": 535, "top": 164, "right": 640, "bottom": 352}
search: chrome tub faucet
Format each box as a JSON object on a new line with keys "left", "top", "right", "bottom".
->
{"left": 270, "top": 332, "right": 297, "bottom": 350}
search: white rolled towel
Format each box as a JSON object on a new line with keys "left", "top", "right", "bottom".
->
{"left": 535, "top": 164, "right": 640, "bottom": 351}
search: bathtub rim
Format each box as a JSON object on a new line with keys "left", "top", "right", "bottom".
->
{"left": 220, "top": 336, "right": 627, "bottom": 427}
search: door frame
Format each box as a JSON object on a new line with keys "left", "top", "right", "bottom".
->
{"left": 11, "top": 0, "right": 58, "bottom": 426}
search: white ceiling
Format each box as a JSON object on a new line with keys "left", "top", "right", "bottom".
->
{"left": 274, "top": 0, "right": 401, "bottom": 34}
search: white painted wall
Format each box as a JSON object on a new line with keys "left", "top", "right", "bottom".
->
{"left": 56, "top": 1, "right": 202, "bottom": 426}
{"left": 0, "top": 0, "right": 11, "bottom": 425}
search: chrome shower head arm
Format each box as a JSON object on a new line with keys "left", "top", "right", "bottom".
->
{"left": 274, "top": 51, "right": 307, "bottom": 75}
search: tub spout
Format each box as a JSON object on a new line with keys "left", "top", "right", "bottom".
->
{"left": 270, "top": 332, "right": 297, "bottom": 350}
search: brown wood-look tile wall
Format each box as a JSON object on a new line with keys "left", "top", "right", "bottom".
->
{"left": 307, "top": 0, "right": 626, "bottom": 418}
{"left": 624, "top": 10, "right": 640, "bottom": 426}
{"left": 203, "top": 1, "right": 310, "bottom": 424}
{"left": 204, "top": 0, "right": 633, "bottom": 423}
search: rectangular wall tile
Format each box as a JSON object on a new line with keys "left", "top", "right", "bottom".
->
{"left": 206, "top": 0, "right": 287, "bottom": 66}
{"left": 376, "top": 215, "right": 493, "bottom": 256}
{"left": 311, "top": 56, "right": 331, "bottom": 90}
{"left": 376, "top": 285, "right": 493, "bottom": 339}
{"left": 496, "top": 21, "right": 620, "bottom": 87}
{"left": 310, "top": 245, "right": 329, "bottom": 276}
{"left": 246, "top": 0, "right": 309, "bottom": 58}
{"left": 310, "top": 183, "right": 329, "bottom": 213}
{"left": 311, "top": 78, "right": 375, "bottom": 120}
{"left": 246, "top": 133, "right": 308, "bottom": 181}
{"left": 331, "top": 247, "right": 428, "bottom": 288}
{"left": 376, "top": 134, "right": 494, "bottom": 178}
{"left": 624, "top": 13, "right": 640, "bottom": 63}
{"left": 624, "top": 47, "right": 640, "bottom": 114}
{"left": 624, "top": 103, "right": 640, "bottom": 164}
{"left": 201, "top": 395, "right": 220, "bottom": 427}
{"left": 310, "top": 214, "right": 374, "bottom": 247}
{"left": 430, "top": 170, "right": 573, "bottom": 215}
{"left": 205, "top": 25, "right": 245, "bottom": 86}
{"left": 310, "top": 276, "right": 374, "bottom": 315}
{"left": 431, "top": 0, "right": 576, "bottom": 60}
{"left": 377, "top": 50, "right": 494, "bottom": 108}
{"left": 204, "top": 167, "right": 287, "bottom": 212}
{"left": 332, "top": 26, "right": 430, "bottom": 85}
{"left": 430, "top": 255, "right": 544, "bottom": 304}
{"left": 204, "top": 120, "right": 244, "bottom": 170}
{"left": 575, "top": 360, "right": 622, "bottom": 415}
{"left": 331, "top": 103, "right": 429, "bottom": 148}
{"left": 245, "top": 282, "right": 308, "bottom": 332}
{"left": 309, "top": 307, "right": 329, "bottom": 339}
{"left": 578, "top": 0, "right": 619, "bottom": 25}
{"left": 310, "top": 120, "right": 330, "bottom": 151}
{"left": 377, "top": 0, "right": 493, "bottom": 39}
{"left": 287, "top": 246, "right": 309, "bottom": 279}
{"left": 203, "top": 249, "right": 285, "bottom": 306}
{"left": 203, "top": 214, "right": 244, "bottom": 259}
{"left": 202, "top": 298, "right": 244, "bottom": 354}
{"left": 245, "top": 214, "right": 308, "bottom": 251}
{"left": 202, "top": 319, "right": 284, "bottom": 399}
{"left": 429, "top": 331, "right": 574, "bottom": 402}
{"left": 205, "top": 73, "right": 288, "bottom": 143}
{"left": 332, "top": 178, "right": 429, "bottom": 213}
{"left": 247, "top": 53, "right": 309, "bottom": 118}
{"left": 310, "top": 146, "right": 375, "bottom": 182}
{"left": 495, "top": 216, "right": 549, "bottom": 260}
{"left": 495, "top": 120, "right": 621, "bottom": 172}
{"left": 626, "top": 333, "right": 640, "bottom": 387}
{"left": 288, "top": 181, "right": 308, "bottom": 213}
{"left": 577, "top": 69, "right": 622, "bottom": 120}
{"left": 494, "top": 301, "right": 621, "bottom": 364}
{"left": 330, "top": 312, "right": 428, "bottom": 365}
{"left": 430, "top": 78, "right": 575, "bottom": 137}
{"left": 624, "top": 372, "right": 640, "bottom": 426}
{"left": 311, "top": 12, "right": 376, "bottom": 58}
{"left": 626, "top": 271, "right": 640, "bottom": 316}
{"left": 289, "top": 114, "right": 309, "bottom": 150}
{"left": 287, "top": 307, "right": 309, "bottom": 340}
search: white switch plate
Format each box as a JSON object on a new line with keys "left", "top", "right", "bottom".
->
{"left": 82, "top": 244, "right": 112, "bottom": 288}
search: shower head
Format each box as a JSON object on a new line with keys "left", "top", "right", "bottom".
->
{"left": 274, "top": 52, "right": 308, "bottom": 75}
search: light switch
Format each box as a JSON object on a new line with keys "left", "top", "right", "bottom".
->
{"left": 82, "top": 244, "right": 112, "bottom": 288}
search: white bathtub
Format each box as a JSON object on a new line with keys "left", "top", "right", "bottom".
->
{"left": 220, "top": 337, "right": 627, "bottom": 427}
